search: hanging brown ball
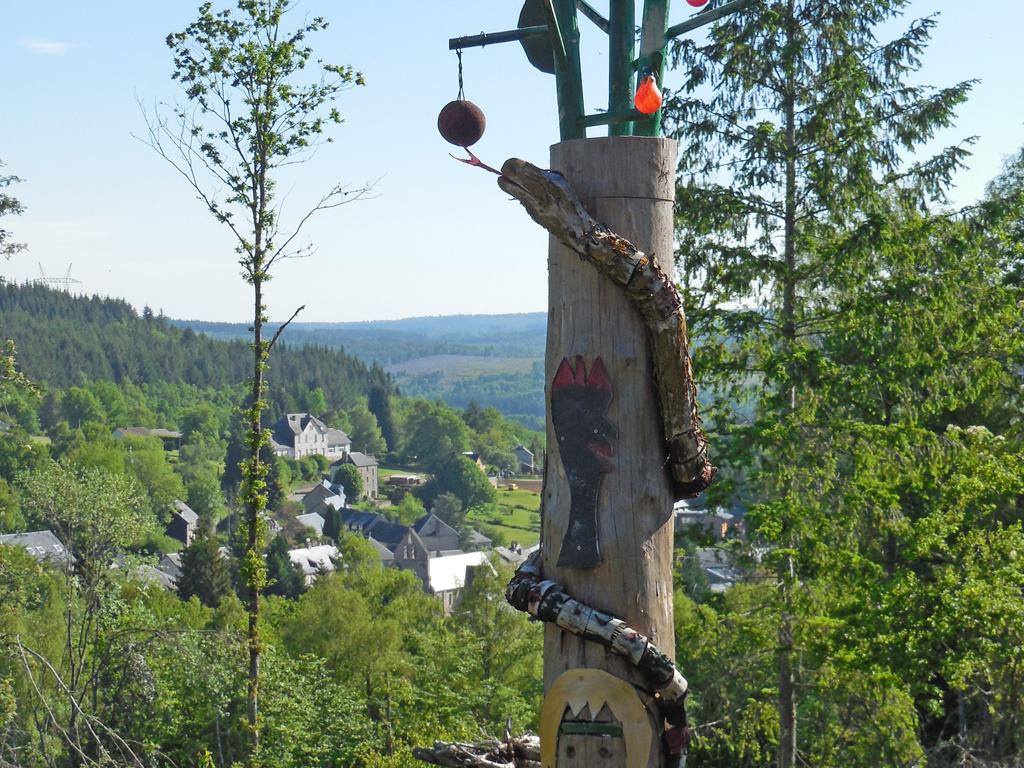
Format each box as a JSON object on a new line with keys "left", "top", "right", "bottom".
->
{"left": 437, "top": 99, "right": 486, "bottom": 147}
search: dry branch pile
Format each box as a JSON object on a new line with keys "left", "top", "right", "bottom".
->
{"left": 413, "top": 734, "right": 540, "bottom": 768}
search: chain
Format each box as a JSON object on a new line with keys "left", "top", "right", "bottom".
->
{"left": 456, "top": 49, "right": 465, "bottom": 100}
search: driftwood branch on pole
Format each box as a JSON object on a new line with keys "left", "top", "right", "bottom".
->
{"left": 497, "top": 158, "right": 714, "bottom": 499}
{"left": 413, "top": 735, "right": 541, "bottom": 768}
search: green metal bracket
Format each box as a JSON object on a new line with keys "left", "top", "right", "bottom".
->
{"left": 576, "top": 0, "right": 610, "bottom": 33}
{"left": 449, "top": 26, "right": 548, "bottom": 50}
{"left": 580, "top": 109, "right": 646, "bottom": 128}
{"left": 665, "top": 0, "right": 753, "bottom": 40}
{"left": 448, "top": 0, "right": 752, "bottom": 141}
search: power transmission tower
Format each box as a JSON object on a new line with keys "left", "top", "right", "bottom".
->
{"left": 33, "top": 263, "right": 82, "bottom": 292}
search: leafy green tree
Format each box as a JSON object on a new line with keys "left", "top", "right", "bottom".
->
{"left": 14, "top": 460, "right": 152, "bottom": 761}
{"left": 296, "top": 455, "right": 320, "bottom": 481}
{"left": 265, "top": 535, "right": 304, "bottom": 599}
{"left": 0, "top": 430, "right": 49, "bottom": 480}
{"left": 180, "top": 403, "right": 222, "bottom": 443}
{"left": 124, "top": 437, "right": 186, "bottom": 518}
{"left": 347, "top": 400, "right": 386, "bottom": 456}
{"left": 404, "top": 400, "right": 471, "bottom": 470}
{"left": 449, "top": 558, "right": 542, "bottom": 731}
{"left": 434, "top": 456, "right": 496, "bottom": 512}
{"left": 367, "top": 378, "right": 398, "bottom": 453}
{"left": 332, "top": 462, "right": 364, "bottom": 501}
{"left": 265, "top": 453, "right": 290, "bottom": 512}
{"left": 429, "top": 491, "right": 465, "bottom": 532}
{"left": 388, "top": 492, "right": 425, "bottom": 526}
{"left": 300, "top": 387, "right": 328, "bottom": 417}
{"left": 38, "top": 388, "right": 63, "bottom": 431}
{"left": 178, "top": 439, "right": 228, "bottom": 519}
{"left": 0, "top": 160, "right": 26, "bottom": 259}
{"left": 148, "top": 1, "right": 367, "bottom": 751}
{"left": 178, "top": 531, "right": 234, "bottom": 608}
{"left": 61, "top": 386, "right": 104, "bottom": 428}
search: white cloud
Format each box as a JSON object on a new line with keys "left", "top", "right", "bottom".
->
{"left": 18, "top": 38, "right": 72, "bottom": 55}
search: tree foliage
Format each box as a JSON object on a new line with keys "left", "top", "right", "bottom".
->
{"left": 147, "top": 0, "right": 369, "bottom": 755}
{"left": 665, "top": 2, "right": 1022, "bottom": 764}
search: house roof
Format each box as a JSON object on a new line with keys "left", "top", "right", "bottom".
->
{"left": 302, "top": 481, "right": 345, "bottom": 513}
{"left": 130, "top": 563, "right": 177, "bottom": 590}
{"left": 0, "top": 530, "right": 72, "bottom": 565}
{"left": 271, "top": 413, "right": 330, "bottom": 448}
{"left": 515, "top": 445, "right": 534, "bottom": 458}
{"left": 157, "top": 553, "right": 183, "bottom": 580}
{"left": 346, "top": 451, "right": 378, "bottom": 468}
{"left": 295, "top": 512, "right": 326, "bottom": 536}
{"left": 326, "top": 427, "right": 351, "bottom": 448}
{"left": 464, "top": 529, "right": 492, "bottom": 549}
{"left": 172, "top": 500, "right": 199, "bottom": 525}
{"left": 114, "top": 427, "right": 183, "bottom": 439}
{"left": 367, "top": 518, "right": 410, "bottom": 550}
{"left": 336, "top": 509, "right": 407, "bottom": 550}
{"left": 695, "top": 547, "right": 743, "bottom": 591}
{"left": 367, "top": 537, "right": 395, "bottom": 563}
{"left": 426, "top": 551, "right": 489, "bottom": 594}
{"left": 494, "top": 545, "right": 527, "bottom": 566}
{"left": 412, "top": 513, "right": 461, "bottom": 552}
{"left": 413, "top": 513, "right": 458, "bottom": 540}
{"left": 288, "top": 544, "right": 339, "bottom": 576}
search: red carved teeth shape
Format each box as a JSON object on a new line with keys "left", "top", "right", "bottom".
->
{"left": 551, "top": 356, "right": 612, "bottom": 398}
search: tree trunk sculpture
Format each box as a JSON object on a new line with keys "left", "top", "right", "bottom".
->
{"left": 497, "top": 158, "right": 714, "bottom": 499}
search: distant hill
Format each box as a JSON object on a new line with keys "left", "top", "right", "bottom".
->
{"left": 175, "top": 314, "right": 549, "bottom": 427}
{"left": 0, "top": 282, "right": 385, "bottom": 413}
{"left": 173, "top": 313, "right": 547, "bottom": 365}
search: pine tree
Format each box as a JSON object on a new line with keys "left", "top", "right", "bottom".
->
{"left": 667, "top": 2, "right": 974, "bottom": 764}
{"left": 265, "top": 536, "right": 304, "bottom": 599}
{"left": 177, "top": 531, "right": 233, "bottom": 608}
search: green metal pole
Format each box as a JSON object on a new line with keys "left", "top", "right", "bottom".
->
{"left": 552, "top": 0, "right": 586, "bottom": 141}
{"left": 608, "top": 0, "right": 635, "bottom": 137}
{"left": 634, "top": 0, "right": 670, "bottom": 137}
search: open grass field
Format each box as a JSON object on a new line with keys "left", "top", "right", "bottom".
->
{"left": 470, "top": 486, "right": 542, "bottom": 546}
{"left": 384, "top": 354, "right": 538, "bottom": 380}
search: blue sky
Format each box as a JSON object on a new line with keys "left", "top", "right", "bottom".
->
{"left": 1, "top": 0, "right": 1022, "bottom": 322}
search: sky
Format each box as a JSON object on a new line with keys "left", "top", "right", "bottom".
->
{"left": 1, "top": 0, "right": 1022, "bottom": 322}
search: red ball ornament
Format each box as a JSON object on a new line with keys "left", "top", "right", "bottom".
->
{"left": 686, "top": 0, "right": 710, "bottom": 6}
{"left": 634, "top": 75, "right": 663, "bottom": 115}
{"left": 437, "top": 100, "right": 486, "bottom": 148}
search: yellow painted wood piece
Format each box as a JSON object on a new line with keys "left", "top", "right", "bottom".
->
{"left": 540, "top": 668, "right": 652, "bottom": 768}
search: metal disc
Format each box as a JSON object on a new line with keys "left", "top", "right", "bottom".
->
{"left": 519, "top": 0, "right": 555, "bottom": 74}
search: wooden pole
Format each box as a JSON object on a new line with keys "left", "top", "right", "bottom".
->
{"left": 542, "top": 136, "right": 677, "bottom": 768}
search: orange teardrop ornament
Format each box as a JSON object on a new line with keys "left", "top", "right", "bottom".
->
{"left": 634, "top": 75, "right": 663, "bottom": 115}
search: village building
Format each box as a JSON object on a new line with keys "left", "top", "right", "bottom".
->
{"left": 332, "top": 451, "right": 379, "bottom": 499}
{"left": 330, "top": 508, "right": 493, "bottom": 610}
{"left": 113, "top": 427, "right": 183, "bottom": 449}
{"left": 673, "top": 498, "right": 741, "bottom": 540}
{"left": 514, "top": 445, "right": 536, "bottom": 474}
{"left": 0, "top": 530, "right": 73, "bottom": 568}
{"left": 302, "top": 479, "right": 346, "bottom": 515}
{"left": 269, "top": 413, "right": 351, "bottom": 460}
{"left": 287, "top": 544, "right": 340, "bottom": 585}
{"left": 166, "top": 500, "right": 200, "bottom": 546}
{"left": 295, "top": 511, "right": 326, "bottom": 538}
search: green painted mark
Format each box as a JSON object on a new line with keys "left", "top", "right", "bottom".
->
{"left": 560, "top": 721, "right": 625, "bottom": 737}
